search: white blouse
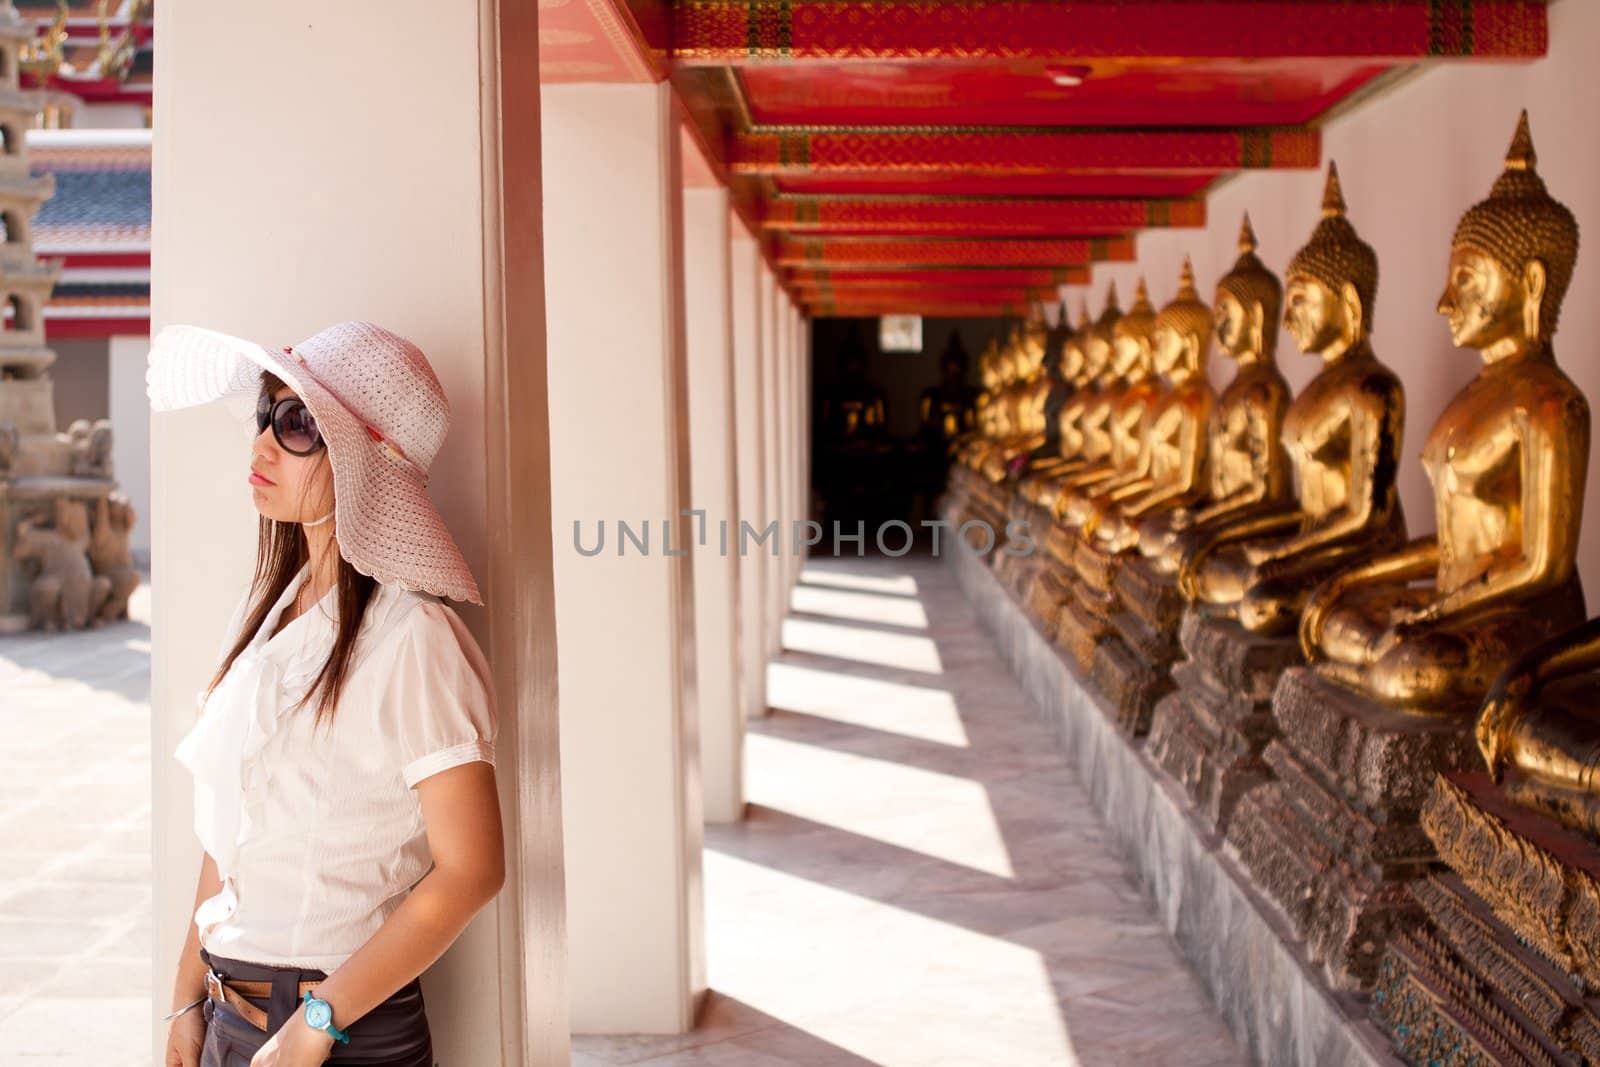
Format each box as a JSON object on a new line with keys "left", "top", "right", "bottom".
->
{"left": 175, "top": 565, "right": 497, "bottom": 972}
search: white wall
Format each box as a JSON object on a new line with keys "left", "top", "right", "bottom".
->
{"left": 1067, "top": 0, "right": 1600, "bottom": 593}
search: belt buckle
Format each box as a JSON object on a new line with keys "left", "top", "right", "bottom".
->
{"left": 204, "top": 969, "right": 225, "bottom": 1001}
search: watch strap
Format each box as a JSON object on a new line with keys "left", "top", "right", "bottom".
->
{"left": 301, "top": 989, "right": 351, "bottom": 1044}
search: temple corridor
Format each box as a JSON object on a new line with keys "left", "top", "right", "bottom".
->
{"left": 574, "top": 552, "right": 1242, "bottom": 1067}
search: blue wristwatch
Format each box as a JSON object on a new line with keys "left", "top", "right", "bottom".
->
{"left": 302, "top": 990, "right": 351, "bottom": 1045}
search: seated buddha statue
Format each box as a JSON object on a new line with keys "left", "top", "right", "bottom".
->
{"left": 1055, "top": 278, "right": 1161, "bottom": 530}
{"left": 1177, "top": 164, "right": 1407, "bottom": 635}
{"left": 1011, "top": 302, "right": 1079, "bottom": 482}
{"left": 1090, "top": 258, "right": 1216, "bottom": 553}
{"left": 953, "top": 338, "right": 1002, "bottom": 468}
{"left": 1036, "top": 288, "right": 1126, "bottom": 512}
{"left": 1018, "top": 301, "right": 1094, "bottom": 508}
{"left": 981, "top": 316, "right": 1052, "bottom": 482}
{"left": 1139, "top": 216, "right": 1292, "bottom": 574}
{"left": 918, "top": 333, "right": 979, "bottom": 458}
{"left": 1300, "top": 114, "right": 1588, "bottom": 715}
{"left": 1476, "top": 616, "right": 1600, "bottom": 838}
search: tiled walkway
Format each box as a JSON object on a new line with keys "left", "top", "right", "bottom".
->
{"left": 0, "top": 585, "right": 153, "bottom": 1063}
{"left": 575, "top": 552, "right": 1242, "bottom": 1066}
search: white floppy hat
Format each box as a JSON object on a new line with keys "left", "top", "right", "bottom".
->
{"left": 146, "top": 320, "right": 482, "bottom": 605}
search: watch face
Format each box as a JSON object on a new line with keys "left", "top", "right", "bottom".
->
{"left": 305, "top": 999, "right": 332, "bottom": 1028}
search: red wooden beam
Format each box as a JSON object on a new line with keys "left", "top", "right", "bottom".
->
{"left": 732, "top": 129, "right": 1319, "bottom": 175}
{"left": 806, "top": 302, "right": 1030, "bottom": 318}
{"left": 677, "top": 0, "right": 1546, "bottom": 63}
{"left": 778, "top": 235, "right": 1135, "bottom": 267}
{"left": 788, "top": 267, "right": 1091, "bottom": 287}
{"left": 795, "top": 284, "right": 1058, "bottom": 304}
{"left": 764, "top": 197, "right": 1202, "bottom": 236}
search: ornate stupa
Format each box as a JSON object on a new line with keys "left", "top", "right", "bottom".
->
{"left": 0, "top": 3, "right": 127, "bottom": 632}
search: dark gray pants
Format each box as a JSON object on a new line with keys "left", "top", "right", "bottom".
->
{"left": 198, "top": 948, "right": 433, "bottom": 1067}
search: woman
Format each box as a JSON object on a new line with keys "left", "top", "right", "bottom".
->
{"left": 151, "top": 322, "right": 505, "bottom": 1067}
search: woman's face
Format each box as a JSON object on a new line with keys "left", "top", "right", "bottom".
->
{"left": 250, "top": 384, "right": 335, "bottom": 524}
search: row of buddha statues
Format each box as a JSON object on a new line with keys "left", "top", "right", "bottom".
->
{"left": 942, "top": 113, "right": 1600, "bottom": 1066}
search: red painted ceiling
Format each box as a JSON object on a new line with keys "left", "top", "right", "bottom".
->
{"left": 536, "top": 0, "right": 1550, "bottom": 317}
{"left": 738, "top": 58, "right": 1391, "bottom": 128}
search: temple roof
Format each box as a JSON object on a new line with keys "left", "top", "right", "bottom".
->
{"left": 28, "top": 130, "right": 150, "bottom": 338}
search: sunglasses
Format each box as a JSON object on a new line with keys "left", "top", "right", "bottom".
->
{"left": 255, "top": 394, "right": 325, "bottom": 456}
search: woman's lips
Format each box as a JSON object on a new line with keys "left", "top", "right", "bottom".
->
{"left": 249, "top": 471, "right": 275, "bottom": 487}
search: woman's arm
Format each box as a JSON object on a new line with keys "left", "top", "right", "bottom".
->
{"left": 172, "top": 851, "right": 222, "bottom": 1009}
{"left": 165, "top": 852, "right": 223, "bottom": 1066}
{"left": 307, "top": 761, "right": 505, "bottom": 1033}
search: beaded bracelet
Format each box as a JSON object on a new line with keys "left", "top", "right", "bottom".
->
{"left": 163, "top": 996, "right": 206, "bottom": 1022}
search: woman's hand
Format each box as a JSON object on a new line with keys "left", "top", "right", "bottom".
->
{"left": 249, "top": 1017, "right": 336, "bottom": 1067}
{"left": 164, "top": 1007, "right": 205, "bottom": 1067}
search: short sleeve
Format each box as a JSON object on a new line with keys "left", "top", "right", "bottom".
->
{"left": 382, "top": 601, "right": 498, "bottom": 788}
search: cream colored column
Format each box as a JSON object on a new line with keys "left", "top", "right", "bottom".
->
{"left": 542, "top": 82, "right": 706, "bottom": 1034}
{"left": 151, "top": 3, "right": 565, "bottom": 1064}
{"left": 106, "top": 333, "right": 151, "bottom": 563}
{"left": 730, "top": 222, "right": 769, "bottom": 721}
{"left": 760, "top": 266, "right": 785, "bottom": 655}
{"left": 683, "top": 181, "right": 744, "bottom": 823}
{"left": 777, "top": 292, "right": 796, "bottom": 591}
{"left": 798, "top": 313, "right": 812, "bottom": 571}
{"left": 789, "top": 307, "right": 808, "bottom": 580}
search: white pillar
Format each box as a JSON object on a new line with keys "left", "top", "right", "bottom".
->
{"left": 760, "top": 266, "right": 785, "bottom": 655}
{"left": 542, "top": 81, "right": 706, "bottom": 1034}
{"left": 776, "top": 292, "right": 794, "bottom": 593}
{"left": 798, "top": 313, "right": 812, "bottom": 571}
{"left": 789, "top": 306, "right": 806, "bottom": 584}
{"left": 731, "top": 227, "right": 769, "bottom": 722}
{"left": 152, "top": 3, "right": 565, "bottom": 1064}
{"left": 683, "top": 183, "right": 744, "bottom": 823}
{"left": 107, "top": 333, "right": 151, "bottom": 565}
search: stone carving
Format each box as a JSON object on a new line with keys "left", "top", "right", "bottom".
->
{"left": 0, "top": 420, "right": 16, "bottom": 479}
{"left": 67, "top": 417, "right": 114, "bottom": 480}
{"left": 87, "top": 493, "right": 138, "bottom": 623}
{"left": 14, "top": 497, "right": 111, "bottom": 631}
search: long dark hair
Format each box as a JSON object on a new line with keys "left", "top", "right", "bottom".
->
{"left": 205, "top": 372, "right": 378, "bottom": 726}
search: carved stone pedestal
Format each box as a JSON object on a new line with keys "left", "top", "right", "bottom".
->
{"left": 1088, "top": 555, "right": 1183, "bottom": 738}
{"left": 993, "top": 497, "right": 1047, "bottom": 596}
{"left": 1373, "top": 773, "right": 1600, "bottom": 1067}
{"left": 963, "top": 473, "right": 1010, "bottom": 544}
{"left": 1146, "top": 610, "right": 1302, "bottom": 836}
{"left": 1055, "top": 536, "right": 1118, "bottom": 676}
{"left": 1226, "top": 668, "right": 1480, "bottom": 992}
{"left": 1022, "top": 522, "right": 1076, "bottom": 641}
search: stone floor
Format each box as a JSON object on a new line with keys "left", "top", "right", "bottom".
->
{"left": 574, "top": 551, "right": 1242, "bottom": 1067}
{"left": 0, "top": 583, "right": 154, "bottom": 1063}
{"left": 0, "top": 553, "right": 1242, "bottom": 1066}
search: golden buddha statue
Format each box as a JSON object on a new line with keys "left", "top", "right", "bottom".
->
{"left": 1090, "top": 258, "right": 1216, "bottom": 553}
{"left": 1055, "top": 278, "right": 1161, "bottom": 530}
{"left": 980, "top": 317, "right": 1052, "bottom": 482}
{"left": 1035, "top": 288, "right": 1125, "bottom": 511}
{"left": 1018, "top": 301, "right": 1094, "bottom": 508}
{"left": 968, "top": 327, "right": 1023, "bottom": 472}
{"left": 1178, "top": 164, "right": 1407, "bottom": 634}
{"left": 1475, "top": 617, "right": 1600, "bottom": 837}
{"left": 953, "top": 337, "right": 1002, "bottom": 467}
{"left": 1301, "top": 114, "right": 1588, "bottom": 715}
{"left": 1139, "top": 216, "right": 1292, "bottom": 574}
